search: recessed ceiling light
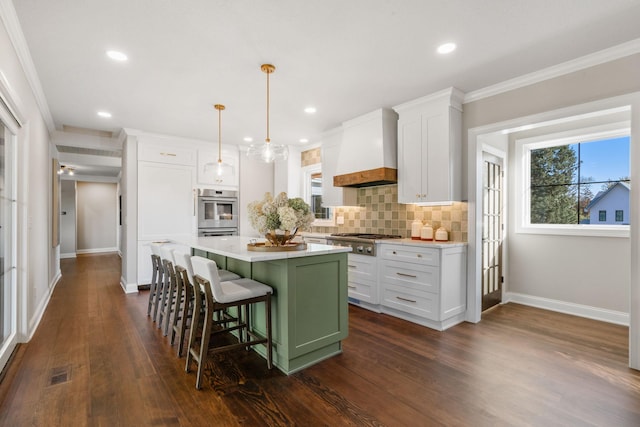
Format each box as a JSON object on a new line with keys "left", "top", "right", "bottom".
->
{"left": 106, "top": 50, "right": 128, "bottom": 61}
{"left": 97, "top": 111, "right": 112, "bottom": 118}
{"left": 304, "top": 107, "right": 317, "bottom": 114}
{"left": 299, "top": 138, "right": 309, "bottom": 143}
{"left": 243, "top": 137, "right": 253, "bottom": 142}
{"left": 437, "top": 42, "right": 456, "bottom": 54}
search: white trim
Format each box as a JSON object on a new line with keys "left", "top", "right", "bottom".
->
{"left": 27, "top": 271, "right": 61, "bottom": 340}
{"left": 60, "top": 252, "right": 76, "bottom": 259}
{"left": 120, "top": 277, "right": 139, "bottom": 294}
{"left": 505, "top": 292, "right": 629, "bottom": 326}
{"left": 302, "top": 163, "right": 335, "bottom": 227}
{"left": 0, "top": 0, "right": 55, "bottom": 132}
{"left": 464, "top": 38, "right": 640, "bottom": 104}
{"left": 76, "top": 247, "right": 118, "bottom": 255}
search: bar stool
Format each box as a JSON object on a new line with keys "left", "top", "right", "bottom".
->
{"left": 170, "top": 252, "right": 242, "bottom": 356}
{"left": 149, "top": 243, "right": 165, "bottom": 323}
{"left": 159, "top": 246, "right": 180, "bottom": 336}
{"left": 186, "top": 256, "right": 273, "bottom": 389}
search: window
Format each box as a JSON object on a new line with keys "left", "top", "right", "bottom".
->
{"left": 615, "top": 210, "right": 624, "bottom": 222}
{"left": 303, "top": 164, "right": 334, "bottom": 226}
{"left": 517, "top": 121, "right": 630, "bottom": 236}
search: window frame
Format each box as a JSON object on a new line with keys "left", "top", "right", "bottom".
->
{"left": 515, "top": 121, "right": 630, "bottom": 237}
{"left": 301, "top": 163, "right": 335, "bottom": 227}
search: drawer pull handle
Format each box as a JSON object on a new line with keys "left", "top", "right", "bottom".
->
{"left": 396, "top": 296, "right": 417, "bottom": 303}
{"left": 160, "top": 152, "right": 177, "bottom": 157}
{"left": 417, "top": 254, "right": 422, "bottom": 258}
{"left": 397, "top": 272, "right": 417, "bottom": 278}
{"left": 348, "top": 264, "right": 356, "bottom": 268}
{"left": 348, "top": 285, "right": 357, "bottom": 289}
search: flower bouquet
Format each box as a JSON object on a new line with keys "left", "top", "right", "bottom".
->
{"left": 247, "top": 192, "right": 315, "bottom": 247}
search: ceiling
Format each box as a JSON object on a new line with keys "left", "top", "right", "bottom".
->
{"left": 10, "top": 0, "right": 640, "bottom": 177}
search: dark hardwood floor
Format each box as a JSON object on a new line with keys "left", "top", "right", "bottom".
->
{"left": 0, "top": 253, "right": 639, "bottom": 426}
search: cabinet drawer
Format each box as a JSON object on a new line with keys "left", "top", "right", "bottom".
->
{"left": 380, "top": 244, "right": 439, "bottom": 266}
{"left": 347, "top": 255, "right": 376, "bottom": 280}
{"left": 348, "top": 278, "right": 376, "bottom": 303}
{"left": 380, "top": 284, "right": 439, "bottom": 320}
{"left": 139, "top": 144, "right": 196, "bottom": 166}
{"left": 381, "top": 259, "right": 438, "bottom": 293}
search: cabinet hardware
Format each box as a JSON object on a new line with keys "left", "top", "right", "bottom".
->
{"left": 348, "top": 285, "right": 356, "bottom": 289}
{"left": 417, "top": 254, "right": 422, "bottom": 258}
{"left": 192, "top": 189, "right": 196, "bottom": 216}
{"left": 397, "top": 272, "right": 417, "bottom": 278}
{"left": 348, "top": 264, "right": 356, "bottom": 268}
{"left": 392, "top": 251, "right": 396, "bottom": 254}
{"left": 160, "top": 152, "right": 177, "bottom": 157}
{"left": 396, "top": 296, "right": 416, "bottom": 303}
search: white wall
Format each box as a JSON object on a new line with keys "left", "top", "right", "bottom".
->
{"left": 239, "top": 150, "right": 274, "bottom": 237}
{"left": 76, "top": 182, "right": 117, "bottom": 253}
{"left": 60, "top": 180, "right": 76, "bottom": 257}
{"left": 0, "top": 2, "right": 58, "bottom": 341}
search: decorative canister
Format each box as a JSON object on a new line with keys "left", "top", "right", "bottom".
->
{"left": 420, "top": 223, "right": 433, "bottom": 241}
{"left": 411, "top": 219, "right": 423, "bottom": 240}
{"left": 435, "top": 227, "right": 449, "bottom": 241}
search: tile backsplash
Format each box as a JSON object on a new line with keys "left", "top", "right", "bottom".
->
{"left": 311, "top": 184, "right": 468, "bottom": 242}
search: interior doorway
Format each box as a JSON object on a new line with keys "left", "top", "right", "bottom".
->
{"left": 482, "top": 152, "right": 504, "bottom": 311}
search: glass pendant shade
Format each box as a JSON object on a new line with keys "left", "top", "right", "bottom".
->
{"left": 246, "top": 63, "right": 289, "bottom": 163}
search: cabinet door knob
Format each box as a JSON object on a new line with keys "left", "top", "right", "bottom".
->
{"left": 392, "top": 251, "right": 396, "bottom": 254}
{"left": 417, "top": 254, "right": 422, "bottom": 258}
{"left": 415, "top": 193, "right": 420, "bottom": 199}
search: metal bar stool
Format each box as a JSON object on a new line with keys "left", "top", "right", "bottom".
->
{"left": 149, "top": 243, "right": 165, "bottom": 323}
{"left": 186, "top": 256, "right": 273, "bottom": 389}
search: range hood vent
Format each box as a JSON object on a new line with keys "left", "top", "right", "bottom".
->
{"left": 333, "top": 167, "right": 397, "bottom": 188}
{"left": 332, "top": 108, "right": 398, "bottom": 188}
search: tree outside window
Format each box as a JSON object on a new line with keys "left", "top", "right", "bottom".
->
{"left": 529, "top": 136, "right": 630, "bottom": 225}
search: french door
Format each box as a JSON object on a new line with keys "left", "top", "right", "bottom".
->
{"left": 482, "top": 153, "right": 504, "bottom": 311}
{"left": 0, "top": 116, "right": 17, "bottom": 370}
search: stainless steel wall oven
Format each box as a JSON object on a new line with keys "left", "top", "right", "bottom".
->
{"left": 197, "top": 189, "right": 238, "bottom": 236}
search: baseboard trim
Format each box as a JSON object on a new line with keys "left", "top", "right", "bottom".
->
{"left": 120, "top": 277, "right": 139, "bottom": 294}
{"left": 77, "top": 247, "right": 118, "bottom": 255}
{"left": 60, "top": 252, "right": 76, "bottom": 259}
{"left": 504, "top": 292, "right": 629, "bottom": 326}
{"left": 27, "top": 272, "right": 62, "bottom": 340}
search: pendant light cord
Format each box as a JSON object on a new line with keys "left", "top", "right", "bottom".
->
{"left": 266, "top": 68, "right": 270, "bottom": 144}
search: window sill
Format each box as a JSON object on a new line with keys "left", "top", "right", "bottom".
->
{"left": 516, "top": 224, "right": 629, "bottom": 238}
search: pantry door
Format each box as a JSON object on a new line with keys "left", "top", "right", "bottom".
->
{"left": 482, "top": 153, "right": 504, "bottom": 311}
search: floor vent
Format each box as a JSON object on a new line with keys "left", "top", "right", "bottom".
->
{"left": 49, "top": 365, "right": 71, "bottom": 386}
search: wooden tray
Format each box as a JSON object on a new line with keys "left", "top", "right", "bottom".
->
{"left": 247, "top": 242, "right": 307, "bottom": 252}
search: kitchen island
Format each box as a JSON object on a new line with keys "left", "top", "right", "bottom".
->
{"left": 176, "top": 235, "right": 351, "bottom": 374}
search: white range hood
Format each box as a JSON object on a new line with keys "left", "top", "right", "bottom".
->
{"left": 333, "top": 108, "right": 398, "bottom": 188}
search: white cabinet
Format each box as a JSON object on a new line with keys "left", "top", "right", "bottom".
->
{"left": 379, "top": 243, "right": 466, "bottom": 330}
{"left": 347, "top": 254, "right": 379, "bottom": 308}
{"left": 138, "top": 142, "right": 196, "bottom": 166}
{"left": 394, "top": 87, "right": 464, "bottom": 204}
{"left": 197, "top": 146, "right": 239, "bottom": 188}
{"left": 321, "top": 127, "right": 357, "bottom": 207}
{"left": 137, "top": 161, "right": 196, "bottom": 284}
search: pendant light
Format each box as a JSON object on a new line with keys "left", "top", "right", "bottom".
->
{"left": 214, "top": 104, "right": 225, "bottom": 176}
{"left": 246, "top": 64, "right": 289, "bottom": 163}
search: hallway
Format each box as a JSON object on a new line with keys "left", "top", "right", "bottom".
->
{"left": 0, "top": 253, "right": 639, "bottom": 426}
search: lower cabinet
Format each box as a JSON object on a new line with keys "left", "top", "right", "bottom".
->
{"left": 347, "top": 254, "right": 379, "bottom": 310}
{"left": 378, "top": 243, "right": 466, "bottom": 331}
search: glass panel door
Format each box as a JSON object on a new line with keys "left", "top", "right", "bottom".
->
{"left": 0, "top": 120, "right": 16, "bottom": 369}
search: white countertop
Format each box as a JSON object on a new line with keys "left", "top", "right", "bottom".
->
{"left": 174, "top": 235, "right": 351, "bottom": 262}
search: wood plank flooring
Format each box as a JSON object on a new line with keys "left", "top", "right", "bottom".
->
{"left": 0, "top": 253, "right": 639, "bottom": 426}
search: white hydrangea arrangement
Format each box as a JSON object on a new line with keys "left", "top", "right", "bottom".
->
{"left": 248, "top": 192, "right": 315, "bottom": 244}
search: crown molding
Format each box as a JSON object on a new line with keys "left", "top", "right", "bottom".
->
{"left": 464, "top": 38, "right": 640, "bottom": 104}
{"left": 0, "top": 0, "right": 55, "bottom": 132}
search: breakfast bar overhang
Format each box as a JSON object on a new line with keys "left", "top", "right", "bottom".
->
{"left": 177, "top": 236, "right": 351, "bottom": 374}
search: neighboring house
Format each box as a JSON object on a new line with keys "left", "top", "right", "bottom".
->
{"left": 586, "top": 182, "right": 630, "bottom": 225}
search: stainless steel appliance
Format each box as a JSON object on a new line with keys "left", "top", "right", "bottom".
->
{"left": 197, "top": 189, "right": 238, "bottom": 235}
{"left": 325, "top": 233, "right": 402, "bottom": 256}
{"left": 326, "top": 233, "right": 402, "bottom": 311}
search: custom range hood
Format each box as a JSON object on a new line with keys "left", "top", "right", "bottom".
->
{"left": 333, "top": 108, "right": 398, "bottom": 188}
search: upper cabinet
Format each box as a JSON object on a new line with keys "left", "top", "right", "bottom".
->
{"left": 138, "top": 140, "right": 196, "bottom": 166}
{"left": 197, "top": 146, "right": 239, "bottom": 189}
{"left": 393, "top": 88, "right": 464, "bottom": 204}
